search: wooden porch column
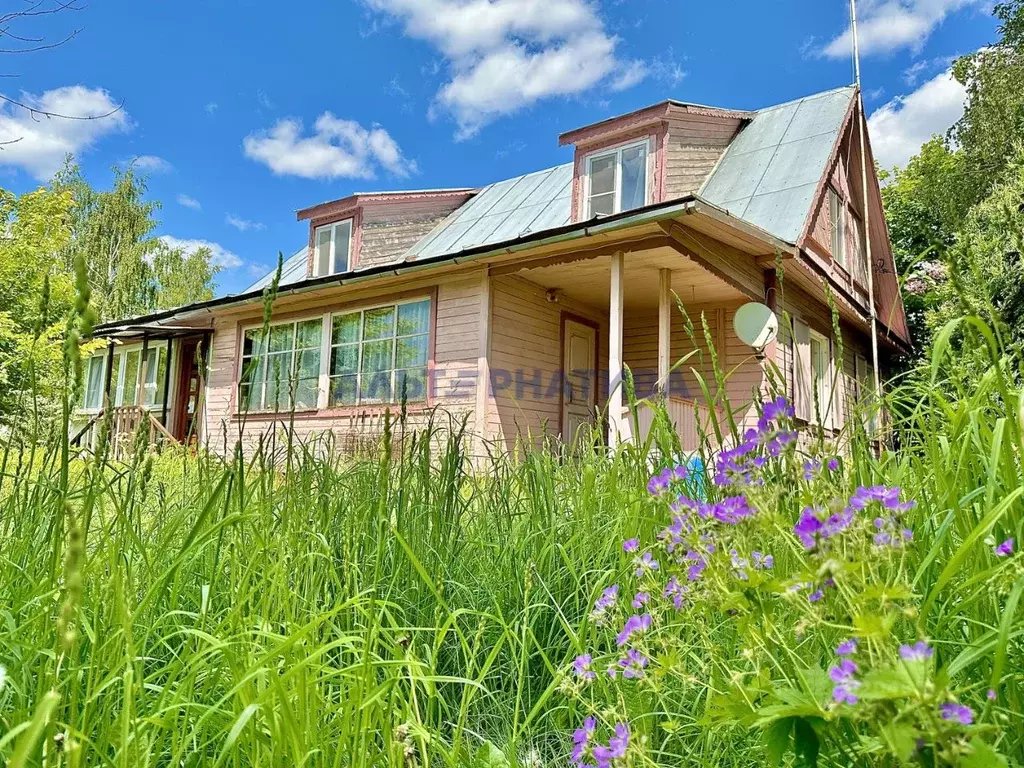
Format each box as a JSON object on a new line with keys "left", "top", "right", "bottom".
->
{"left": 608, "top": 251, "right": 631, "bottom": 447}
{"left": 136, "top": 334, "right": 149, "bottom": 407}
{"left": 160, "top": 339, "right": 173, "bottom": 427}
{"left": 103, "top": 340, "right": 116, "bottom": 408}
{"left": 658, "top": 268, "right": 671, "bottom": 397}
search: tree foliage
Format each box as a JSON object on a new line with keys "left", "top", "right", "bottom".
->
{"left": 0, "top": 164, "right": 220, "bottom": 427}
{"left": 881, "top": 1, "right": 1024, "bottom": 365}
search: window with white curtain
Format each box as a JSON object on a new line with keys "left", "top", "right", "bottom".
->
{"left": 313, "top": 219, "right": 353, "bottom": 277}
{"left": 585, "top": 140, "right": 649, "bottom": 218}
{"left": 241, "top": 319, "right": 323, "bottom": 412}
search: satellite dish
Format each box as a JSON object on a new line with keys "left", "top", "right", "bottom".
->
{"left": 734, "top": 302, "right": 779, "bottom": 351}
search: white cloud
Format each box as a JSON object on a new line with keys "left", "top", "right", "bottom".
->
{"left": 867, "top": 67, "right": 966, "bottom": 171}
{"left": 158, "top": 235, "right": 243, "bottom": 269}
{"left": 243, "top": 114, "right": 416, "bottom": 179}
{"left": 363, "top": 0, "right": 645, "bottom": 137}
{"left": 823, "top": 0, "right": 981, "bottom": 58}
{"left": 226, "top": 213, "right": 266, "bottom": 232}
{"left": 131, "top": 154, "right": 172, "bottom": 173}
{"left": 176, "top": 193, "right": 202, "bottom": 210}
{"left": 0, "top": 86, "right": 129, "bottom": 180}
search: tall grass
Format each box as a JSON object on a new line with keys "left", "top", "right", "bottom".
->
{"left": 0, "top": 326, "right": 1022, "bottom": 766}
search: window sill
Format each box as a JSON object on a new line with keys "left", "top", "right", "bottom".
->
{"left": 231, "top": 403, "right": 431, "bottom": 423}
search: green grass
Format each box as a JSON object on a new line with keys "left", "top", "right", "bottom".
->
{"left": 0, "top": 350, "right": 1022, "bottom": 766}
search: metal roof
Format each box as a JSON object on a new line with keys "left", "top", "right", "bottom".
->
{"left": 699, "top": 85, "right": 855, "bottom": 244}
{"left": 244, "top": 246, "right": 309, "bottom": 293}
{"left": 404, "top": 163, "right": 573, "bottom": 261}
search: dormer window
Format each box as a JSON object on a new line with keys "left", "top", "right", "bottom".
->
{"left": 313, "top": 219, "right": 353, "bottom": 277}
{"left": 585, "top": 139, "right": 649, "bottom": 218}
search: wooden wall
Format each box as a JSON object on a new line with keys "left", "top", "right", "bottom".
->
{"left": 663, "top": 115, "right": 744, "bottom": 199}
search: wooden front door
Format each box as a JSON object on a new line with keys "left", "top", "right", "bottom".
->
{"left": 562, "top": 318, "right": 598, "bottom": 445}
{"left": 173, "top": 339, "right": 203, "bottom": 444}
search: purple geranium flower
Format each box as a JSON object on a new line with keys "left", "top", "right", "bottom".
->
{"left": 899, "top": 641, "right": 933, "bottom": 662}
{"left": 634, "top": 551, "right": 660, "bottom": 578}
{"left": 591, "top": 585, "right": 618, "bottom": 623}
{"left": 573, "top": 654, "right": 596, "bottom": 681}
{"left": 571, "top": 716, "right": 597, "bottom": 765}
{"left": 836, "top": 639, "right": 858, "bottom": 656}
{"left": 827, "top": 457, "right": 840, "bottom": 471}
{"left": 994, "top": 538, "right": 1014, "bottom": 557}
{"left": 631, "top": 591, "right": 650, "bottom": 609}
{"left": 615, "top": 613, "right": 652, "bottom": 647}
{"left": 618, "top": 648, "right": 649, "bottom": 679}
{"left": 663, "top": 575, "right": 687, "bottom": 609}
{"left": 939, "top": 702, "right": 974, "bottom": 726}
{"left": 622, "top": 538, "right": 639, "bottom": 553}
{"left": 592, "top": 722, "right": 630, "bottom": 765}
{"left": 794, "top": 507, "right": 825, "bottom": 549}
{"left": 830, "top": 659, "right": 861, "bottom": 705}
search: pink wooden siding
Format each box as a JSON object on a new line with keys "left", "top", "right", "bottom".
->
{"left": 487, "top": 274, "right": 608, "bottom": 450}
{"left": 663, "top": 115, "right": 743, "bottom": 199}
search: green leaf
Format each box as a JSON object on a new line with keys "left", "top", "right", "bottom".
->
{"left": 857, "top": 667, "right": 918, "bottom": 701}
{"left": 793, "top": 717, "right": 820, "bottom": 768}
{"left": 880, "top": 722, "right": 919, "bottom": 762}
{"left": 474, "top": 741, "right": 509, "bottom": 768}
{"left": 962, "top": 738, "right": 1007, "bottom": 768}
{"left": 762, "top": 717, "right": 793, "bottom": 766}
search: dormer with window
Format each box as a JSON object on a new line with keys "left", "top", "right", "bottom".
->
{"left": 297, "top": 189, "right": 475, "bottom": 278}
{"left": 560, "top": 100, "right": 748, "bottom": 223}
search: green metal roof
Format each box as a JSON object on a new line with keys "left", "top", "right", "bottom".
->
{"left": 699, "top": 85, "right": 855, "bottom": 243}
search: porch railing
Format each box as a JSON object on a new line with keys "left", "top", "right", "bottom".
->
{"left": 634, "top": 397, "right": 722, "bottom": 452}
{"left": 71, "top": 405, "right": 179, "bottom": 459}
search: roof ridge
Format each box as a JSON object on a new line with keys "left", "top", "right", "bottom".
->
{"left": 755, "top": 84, "right": 856, "bottom": 113}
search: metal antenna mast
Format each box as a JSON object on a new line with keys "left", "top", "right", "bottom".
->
{"left": 850, "top": 0, "right": 882, "bottom": 400}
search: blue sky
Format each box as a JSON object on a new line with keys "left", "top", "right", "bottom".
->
{"left": 0, "top": 0, "right": 999, "bottom": 296}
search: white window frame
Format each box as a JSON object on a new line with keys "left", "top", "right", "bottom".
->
{"left": 238, "top": 316, "right": 324, "bottom": 414}
{"left": 80, "top": 342, "right": 170, "bottom": 414}
{"left": 584, "top": 137, "right": 651, "bottom": 219}
{"left": 829, "top": 188, "right": 847, "bottom": 268}
{"left": 237, "top": 295, "right": 432, "bottom": 414}
{"left": 312, "top": 219, "right": 354, "bottom": 278}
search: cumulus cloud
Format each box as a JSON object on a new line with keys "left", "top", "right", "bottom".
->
{"left": 131, "top": 155, "right": 173, "bottom": 173}
{"left": 176, "top": 194, "right": 202, "bottom": 211}
{"left": 867, "top": 67, "right": 966, "bottom": 171}
{"left": 0, "top": 86, "right": 129, "bottom": 179}
{"left": 363, "top": 0, "right": 645, "bottom": 138}
{"left": 823, "top": 0, "right": 982, "bottom": 58}
{"left": 158, "top": 235, "right": 243, "bottom": 269}
{"left": 226, "top": 213, "right": 266, "bottom": 232}
{"left": 243, "top": 114, "right": 415, "bottom": 179}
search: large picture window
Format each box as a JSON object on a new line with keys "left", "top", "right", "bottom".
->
{"left": 80, "top": 343, "right": 170, "bottom": 413}
{"left": 329, "top": 298, "right": 430, "bottom": 407}
{"left": 585, "top": 139, "right": 648, "bottom": 218}
{"left": 240, "top": 319, "right": 323, "bottom": 412}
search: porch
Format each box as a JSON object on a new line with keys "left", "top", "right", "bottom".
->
{"left": 485, "top": 232, "right": 768, "bottom": 452}
{"left": 72, "top": 326, "right": 210, "bottom": 458}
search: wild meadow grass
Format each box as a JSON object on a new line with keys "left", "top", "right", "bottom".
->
{"left": 0, "top": 330, "right": 1022, "bottom": 766}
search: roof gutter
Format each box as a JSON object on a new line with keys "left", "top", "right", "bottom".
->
{"left": 94, "top": 196, "right": 704, "bottom": 334}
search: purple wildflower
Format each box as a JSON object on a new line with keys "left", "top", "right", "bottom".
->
{"left": 803, "top": 460, "right": 821, "bottom": 481}
{"left": 836, "top": 639, "right": 858, "bottom": 656}
{"left": 616, "top": 613, "right": 652, "bottom": 647}
{"left": 631, "top": 591, "right": 650, "bottom": 609}
{"left": 592, "top": 722, "right": 630, "bottom": 765}
{"left": 994, "top": 538, "right": 1014, "bottom": 557}
{"left": 899, "top": 641, "right": 933, "bottom": 662}
{"left": 707, "top": 496, "right": 756, "bottom": 525}
{"left": 573, "top": 654, "right": 596, "bottom": 682}
{"left": 618, "top": 648, "right": 649, "bottom": 679}
{"left": 622, "top": 538, "right": 639, "bottom": 553}
{"left": 939, "top": 703, "right": 974, "bottom": 726}
{"left": 663, "top": 575, "right": 687, "bottom": 609}
{"left": 647, "top": 465, "right": 687, "bottom": 495}
{"left": 830, "top": 658, "right": 861, "bottom": 705}
{"left": 794, "top": 507, "right": 825, "bottom": 549}
{"left": 752, "top": 551, "right": 774, "bottom": 569}
{"left": 684, "top": 550, "right": 707, "bottom": 582}
{"left": 634, "top": 552, "right": 660, "bottom": 578}
{"left": 591, "top": 585, "right": 618, "bottom": 623}
{"left": 571, "top": 716, "right": 597, "bottom": 765}
{"left": 827, "top": 458, "right": 840, "bottom": 471}
{"left": 809, "top": 589, "right": 825, "bottom": 603}
{"left": 987, "top": 689, "right": 997, "bottom": 701}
